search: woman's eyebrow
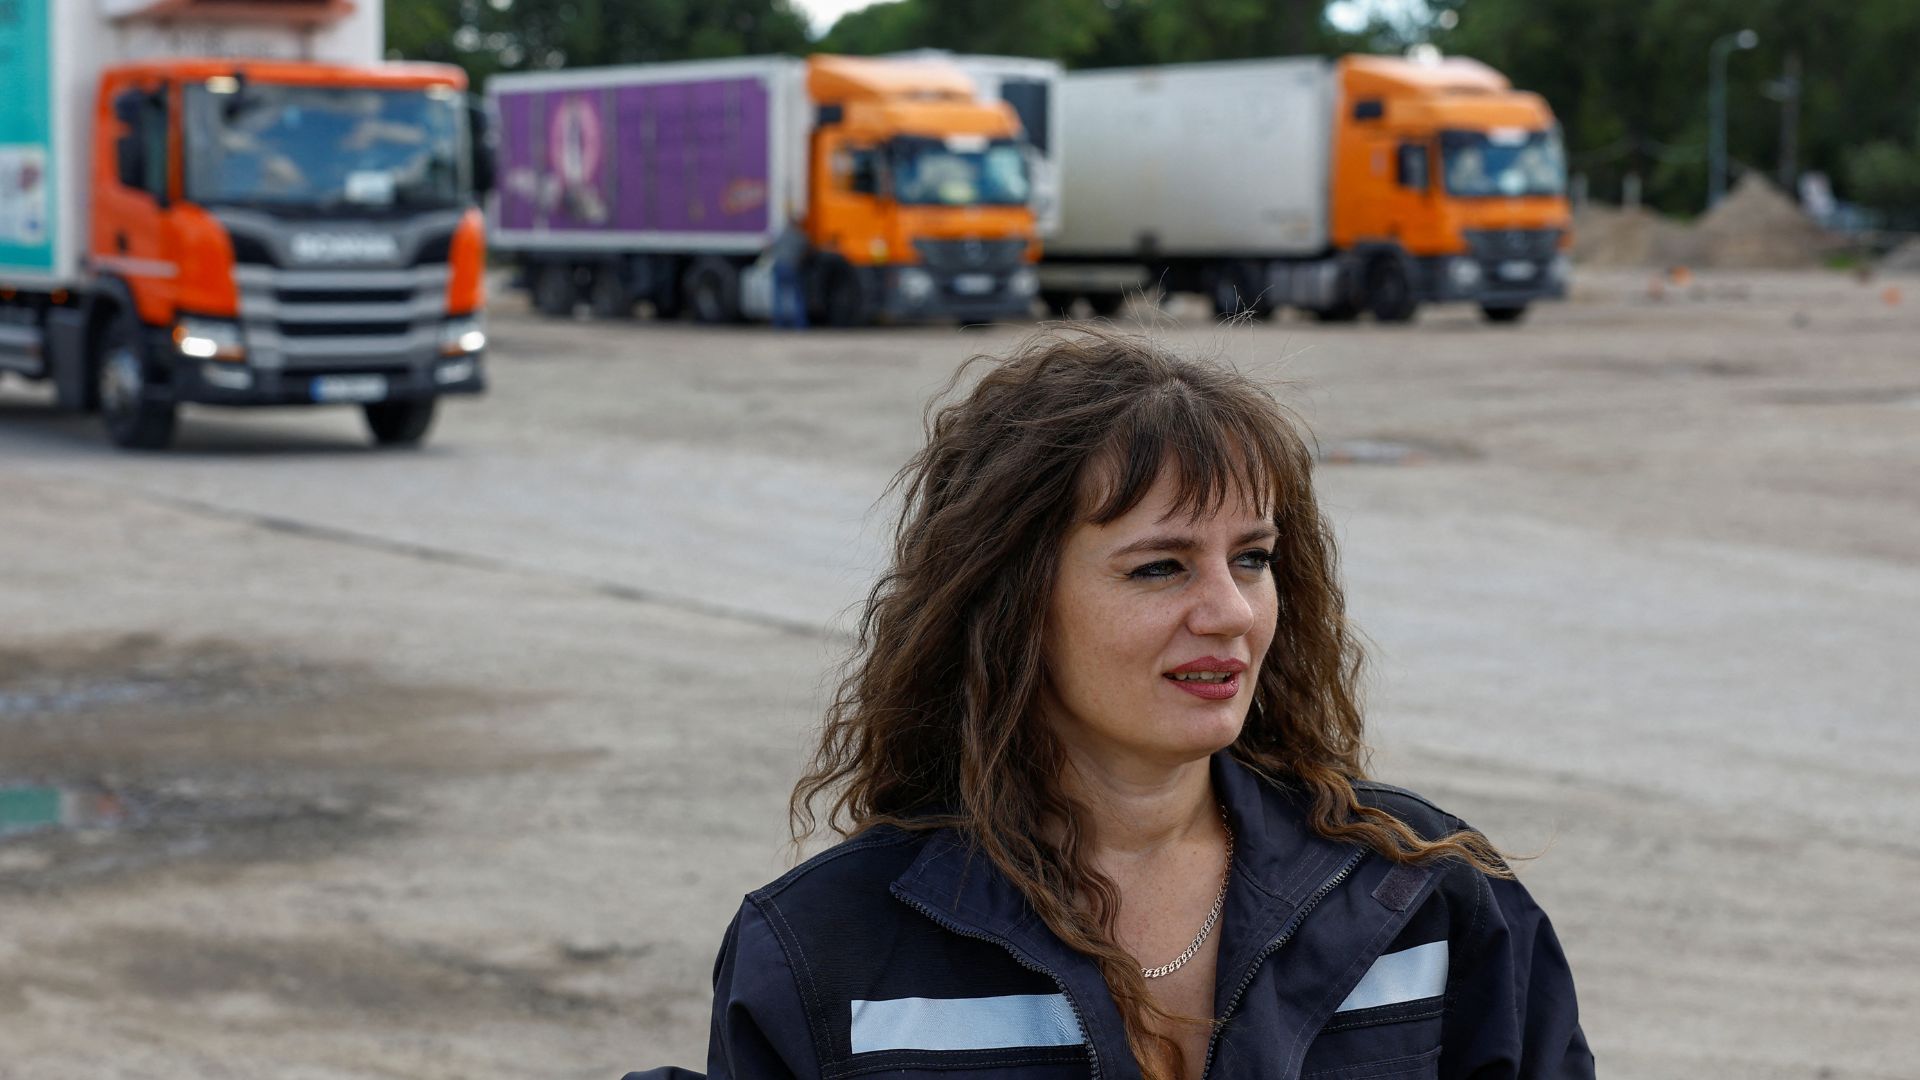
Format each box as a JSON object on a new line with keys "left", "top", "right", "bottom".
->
{"left": 1109, "top": 526, "right": 1279, "bottom": 558}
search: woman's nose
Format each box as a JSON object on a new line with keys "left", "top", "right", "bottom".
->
{"left": 1185, "top": 563, "right": 1256, "bottom": 638}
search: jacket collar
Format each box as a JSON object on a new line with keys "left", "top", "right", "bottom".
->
{"left": 888, "top": 753, "right": 1376, "bottom": 1077}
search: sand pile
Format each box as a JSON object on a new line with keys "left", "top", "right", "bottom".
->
{"left": 1573, "top": 203, "right": 1695, "bottom": 267}
{"left": 1573, "top": 173, "right": 1836, "bottom": 269}
{"left": 1691, "top": 173, "right": 1833, "bottom": 268}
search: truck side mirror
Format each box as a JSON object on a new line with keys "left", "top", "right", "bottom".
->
{"left": 467, "top": 98, "right": 496, "bottom": 198}
{"left": 848, "top": 148, "right": 880, "bottom": 196}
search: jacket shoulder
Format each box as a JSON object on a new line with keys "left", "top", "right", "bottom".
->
{"left": 750, "top": 824, "right": 928, "bottom": 913}
{"left": 1349, "top": 779, "right": 1479, "bottom": 840}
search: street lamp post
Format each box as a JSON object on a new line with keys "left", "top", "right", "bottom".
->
{"left": 1709, "top": 28, "right": 1759, "bottom": 209}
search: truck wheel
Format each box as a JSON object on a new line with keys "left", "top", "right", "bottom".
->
{"left": 364, "top": 398, "right": 437, "bottom": 447}
{"left": 686, "top": 259, "right": 740, "bottom": 324}
{"left": 589, "top": 270, "right": 633, "bottom": 319}
{"left": 1481, "top": 303, "right": 1529, "bottom": 324}
{"left": 1209, "top": 264, "right": 1265, "bottom": 319}
{"left": 1039, "top": 290, "right": 1077, "bottom": 317}
{"left": 533, "top": 263, "right": 578, "bottom": 318}
{"left": 823, "top": 265, "right": 869, "bottom": 327}
{"left": 1086, "top": 292, "right": 1125, "bottom": 317}
{"left": 96, "top": 309, "right": 176, "bottom": 450}
{"left": 1365, "top": 259, "right": 1418, "bottom": 323}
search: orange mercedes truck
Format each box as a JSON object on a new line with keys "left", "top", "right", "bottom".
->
{"left": 0, "top": 0, "right": 491, "bottom": 449}
{"left": 1043, "top": 53, "right": 1571, "bottom": 323}
{"left": 489, "top": 55, "right": 1040, "bottom": 326}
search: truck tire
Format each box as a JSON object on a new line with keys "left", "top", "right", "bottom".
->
{"left": 589, "top": 269, "right": 633, "bottom": 319}
{"left": 1365, "top": 258, "right": 1418, "bottom": 323}
{"left": 1309, "top": 302, "right": 1359, "bottom": 323}
{"left": 823, "top": 264, "right": 870, "bottom": 327}
{"left": 364, "top": 398, "right": 437, "bottom": 446}
{"left": 96, "top": 308, "right": 176, "bottom": 450}
{"left": 533, "top": 262, "right": 579, "bottom": 318}
{"left": 1086, "top": 292, "right": 1125, "bottom": 318}
{"left": 1208, "top": 264, "right": 1267, "bottom": 319}
{"left": 686, "top": 258, "right": 740, "bottom": 324}
{"left": 1481, "top": 303, "right": 1529, "bottom": 324}
{"left": 1039, "top": 290, "right": 1077, "bottom": 317}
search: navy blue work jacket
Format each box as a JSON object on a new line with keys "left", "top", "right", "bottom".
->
{"left": 628, "top": 754, "right": 1594, "bottom": 1079}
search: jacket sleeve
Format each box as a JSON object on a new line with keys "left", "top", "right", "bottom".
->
{"left": 622, "top": 898, "right": 821, "bottom": 1080}
{"left": 1441, "top": 873, "right": 1595, "bottom": 1080}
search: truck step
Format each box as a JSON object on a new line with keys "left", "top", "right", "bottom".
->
{"left": 0, "top": 319, "right": 47, "bottom": 379}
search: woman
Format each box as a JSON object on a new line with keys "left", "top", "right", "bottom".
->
{"left": 632, "top": 328, "right": 1593, "bottom": 1080}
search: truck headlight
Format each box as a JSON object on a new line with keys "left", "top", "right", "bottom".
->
{"left": 1008, "top": 268, "right": 1038, "bottom": 297}
{"left": 898, "top": 268, "right": 935, "bottom": 304}
{"left": 173, "top": 317, "right": 245, "bottom": 362}
{"left": 439, "top": 316, "right": 486, "bottom": 356}
{"left": 1447, "top": 257, "right": 1482, "bottom": 292}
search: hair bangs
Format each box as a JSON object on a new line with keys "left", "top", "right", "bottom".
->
{"left": 1081, "top": 378, "right": 1293, "bottom": 527}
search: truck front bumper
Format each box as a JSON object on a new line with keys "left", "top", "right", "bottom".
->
{"left": 145, "top": 327, "right": 486, "bottom": 406}
{"left": 866, "top": 264, "right": 1039, "bottom": 323}
{"left": 1417, "top": 253, "right": 1571, "bottom": 305}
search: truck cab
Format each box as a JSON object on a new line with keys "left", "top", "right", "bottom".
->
{"left": 1331, "top": 53, "right": 1572, "bottom": 321}
{"left": 85, "top": 59, "right": 488, "bottom": 445}
{"left": 801, "top": 56, "right": 1039, "bottom": 325}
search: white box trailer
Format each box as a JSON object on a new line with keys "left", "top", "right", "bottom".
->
{"left": 0, "top": 0, "right": 384, "bottom": 289}
{"left": 1042, "top": 53, "right": 1573, "bottom": 323}
{"left": 1051, "top": 58, "right": 1333, "bottom": 259}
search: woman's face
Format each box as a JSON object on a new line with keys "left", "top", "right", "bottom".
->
{"left": 1039, "top": 465, "right": 1279, "bottom": 775}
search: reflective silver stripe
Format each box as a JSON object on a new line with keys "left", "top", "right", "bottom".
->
{"left": 850, "top": 994, "right": 1083, "bottom": 1053}
{"left": 1336, "top": 940, "right": 1449, "bottom": 1012}
{"left": 234, "top": 265, "right": 450, "bottom": 291}
{"left": 92, "top": 255, "right": 179, "bottom": 279}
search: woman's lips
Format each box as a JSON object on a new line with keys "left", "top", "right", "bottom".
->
{"left": 1165, "top": 672, "right": 1239, "bottom": 700}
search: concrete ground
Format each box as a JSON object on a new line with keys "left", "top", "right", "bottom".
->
{"left": 0, "top": 269, "right": 1914, "bottom": 1079}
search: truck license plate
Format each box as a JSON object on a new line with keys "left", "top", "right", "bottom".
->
{"left": 1498, "top": 260, "right": 1537, "bottom": 281}
{"left": 953, "top": 273, "right": 996, "bottom": 295}
{"left": 311, "top": 375, "right": 389, "bottom": 403}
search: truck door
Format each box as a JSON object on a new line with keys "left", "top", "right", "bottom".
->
{"left": 810, "top": 127, "right": 890, "bottom": 266}
{"left": 94, "top": 81, "right": 175, "bottom": 326}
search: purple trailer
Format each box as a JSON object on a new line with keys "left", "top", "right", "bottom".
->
{"left": 488, "top": 54, "right": 1042, "bottom": 327}
{"left": 488, "top": 58, "right": 811, "bottom": 322}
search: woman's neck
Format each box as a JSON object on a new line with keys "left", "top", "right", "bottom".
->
{"left": 1057, "top": 750, "right": 1218, "bottom": 859}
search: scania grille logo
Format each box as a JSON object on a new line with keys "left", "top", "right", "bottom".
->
{"left": 289, "top": 233, "right": 401, "bottom": 264}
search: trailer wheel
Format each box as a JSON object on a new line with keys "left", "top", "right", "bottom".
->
{"left": 1365, "top": 259, "right": 1418, "bottom": 323}
{"left": 1481, "top": 303, "right": 1529, "bottom": 324}
{"left": 686, "top": 259, "right": 740, "bottom": 324}
{"left": 1310, "top": 304, "right": 1359, "bottom": 323}
{"left": 96, "top": 308, "right": 175, "bottom": 450}
{"left": 364, "top": 398, "right": 437, "bottom": 447}
{"left": 533, "top": 263, "right": 579, "bottom": 318}
{"left": 589, "top": 269, "right": 633, "bottom": 319}
{"left": 1205, "top": 263, "right": 1267, "bottom": 317}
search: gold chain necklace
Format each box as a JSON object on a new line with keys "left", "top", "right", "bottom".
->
{"left": 1140, "top": 804, "right": 1234, "bottom": 980}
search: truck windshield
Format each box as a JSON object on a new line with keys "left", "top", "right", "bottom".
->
{"left": 185, "top": 83, "right": 465, "bottom": 213}
{"left": 1440, "top": 128, "right": 1565, "bottom": 198}
{"left": 888, "top": 136, "right": 1031, "bottom": 207}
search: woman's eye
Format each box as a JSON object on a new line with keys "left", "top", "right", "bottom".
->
{"left": 1236, "top": 549, "right": 1278, "bottom": 571}
{"left": 1127, "top": 559, "right": 1183, "bottom": 579}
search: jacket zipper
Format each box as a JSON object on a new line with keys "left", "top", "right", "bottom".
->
{"left": 893, "top": 889, "right": 1104, "bottom": 1079}
{"left": 1198, "top": 851, "right": 1366, "bottom": 1080}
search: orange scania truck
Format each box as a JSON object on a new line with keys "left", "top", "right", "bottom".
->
{"left": 1043, "top": 52, "right": 1572, "bottom": 323}
{"left": 489, "top": 55, "right": 1040, "bottom": 326}
{"left": 0, "top": 0, "right": 490, "bottom": 449}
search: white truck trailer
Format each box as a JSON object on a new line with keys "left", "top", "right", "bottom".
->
{"left": 1042, "top": 55, "right": 1572, "bottom": 323}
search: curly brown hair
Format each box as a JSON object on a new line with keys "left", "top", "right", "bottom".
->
{"left": 792, "top": 325, "right": 1506, "bottom": 1079}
